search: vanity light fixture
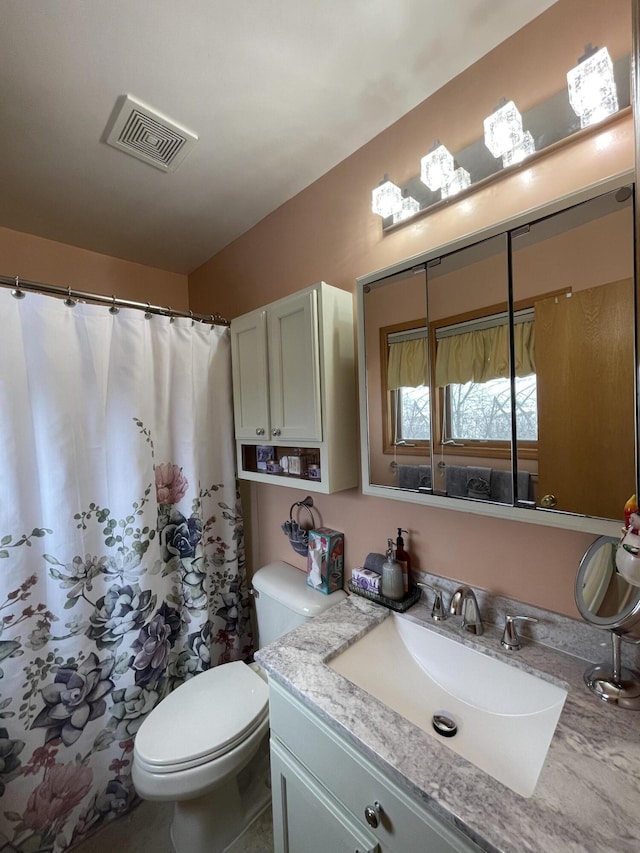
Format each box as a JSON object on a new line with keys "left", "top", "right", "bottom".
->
{"left": 483, "top": 99, "right": 526, "bottom": 159}
{"left": 370, "top": 48, "right": 628, "bottom": 228}
{"left": 420, "top": 141, "right": 455, "bottom": 191}
{"left": 567, "top": 44, "right": 619, "bottom": 129}
{"left": 484, "top": 99, "right": 536, "bottom": 168}
{"left": 441, "top": 166, "right": 471, "bottom": 199}
{"left": 393, "top": 194, "right": 421, "bottom": 223}
{"left": 501, "top": 130, "right": 536, "bottom": 167}
{"left": 371, "top": 175, "right": 403, "bottom": 218}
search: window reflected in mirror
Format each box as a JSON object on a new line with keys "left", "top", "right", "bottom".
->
{"left": 426, "top": 233, "right": 518, "bottom": 504}
{"left": 385, "top": 322, "right": 430, "bottom": 447}
{"left": 435, "top": 309, "right": 537, "bottom": 443}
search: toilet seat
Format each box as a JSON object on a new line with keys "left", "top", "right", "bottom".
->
{"left": 134, "top": 661, "right": 268, "bottom": 773}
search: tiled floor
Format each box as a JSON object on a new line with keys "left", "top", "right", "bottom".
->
{"left": 71, "top": 800, "right": 274, "bottom": 853}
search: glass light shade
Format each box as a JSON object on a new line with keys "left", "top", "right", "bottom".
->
{"left": 393, "top": 195, "right": 421, "bottom": 223}
{"left": 502, "top": 130, "right": 536, "bottom": 167}
{"left": 483, "top": 101, "right": 525, "bottom": 158}
{"left": 371, "top": 179, "right": 403, "bottom": 218}
{"left": 420, "top": 144, "right": 455, "bottom": 191}
{"left": 567, "top": 46, "right": 619, "bottom": 129}
{"left": 441, "top": 166, "right": 471, "bottom": 199}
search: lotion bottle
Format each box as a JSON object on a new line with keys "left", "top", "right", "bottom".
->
{"left": 381, "top": 538, "right": 404, "bottom": 601}
{"left": 395, "top": 528, "right": 411, "bottom": 593}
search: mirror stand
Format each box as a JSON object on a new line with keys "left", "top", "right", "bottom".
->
{"left": 584, "top": 631, "right": 640, "bottom": 709}
{"left": 575, "top": 535, "right": 640, "bottom": 710}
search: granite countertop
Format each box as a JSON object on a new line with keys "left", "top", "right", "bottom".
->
{"left": 256, "top": 594, "right": 640, "bottom": 853}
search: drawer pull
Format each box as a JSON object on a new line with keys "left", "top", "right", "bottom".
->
{"left": 364, "top": 801, "right": 382, "bottom": 828}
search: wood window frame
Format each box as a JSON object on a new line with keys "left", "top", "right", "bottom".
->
{"left": 380, "top": 288, "right": 570, "bottom": 461}
{"left": 380, "top": 318, "right": 430, "bottom": 456}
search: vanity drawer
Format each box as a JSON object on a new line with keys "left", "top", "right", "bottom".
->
{"left": 269, "top": 682, "right": 482, "bottom": 853}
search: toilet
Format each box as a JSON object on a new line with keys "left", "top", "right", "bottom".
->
{"left": 132, "top": 560, "right": 346, "bottom": 853}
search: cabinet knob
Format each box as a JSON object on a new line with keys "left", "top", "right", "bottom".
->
{"left": 364, "top": 801, "right": 382, "bottom": 828}
{"left": 255, "top": 427, "right": 265, "bottom": 436}
{"left": 272, "top": 427, "right": 281, "bottom": 437}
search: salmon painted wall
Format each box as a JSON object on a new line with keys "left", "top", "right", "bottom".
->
{"left": 190, "top": 0, "right": 634, "bottom": 618}
{"left": 0, "top": 226, "right": 189, "bottom": 308}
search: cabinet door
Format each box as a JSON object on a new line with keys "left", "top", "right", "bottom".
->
{"left": 230, "top": 309, "right": 270, "bottom": 439}
{"left": 271, "top": 740, "right": 379, "bottom": 853}
{"left": 268, "top": 290, "right": 322, "bottom": 441}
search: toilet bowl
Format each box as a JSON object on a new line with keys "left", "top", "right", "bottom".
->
{"left": 132, "top": 560, "right": 346, "bottom": 853}
{"left": 133, "top": 661, "right": 270, "bottom": 852}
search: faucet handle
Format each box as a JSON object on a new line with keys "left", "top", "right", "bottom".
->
{"left": 416, "top": 582, "right": 447, "bottom": 621}
{"left": 501, "top": 615, "right": 539, "bottom": 651}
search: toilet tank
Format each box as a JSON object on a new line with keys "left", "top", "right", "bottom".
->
{"left": 252, "top": 560, "right": 346, "bottom": 648}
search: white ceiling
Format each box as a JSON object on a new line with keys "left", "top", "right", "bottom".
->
{"left": 0, "top": 1, "right": 557, "bottom": 275}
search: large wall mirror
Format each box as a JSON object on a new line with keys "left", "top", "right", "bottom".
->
{"left": 358, "top": 177, "right": 637, "bottom": 535}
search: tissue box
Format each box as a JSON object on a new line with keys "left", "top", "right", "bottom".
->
{"left": 306, "top": 527, "right": 344, "bottom": 594}
{"left": 351, "top": 567, "right": 381, "bottom": 594}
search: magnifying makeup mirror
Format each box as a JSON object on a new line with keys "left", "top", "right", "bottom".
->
{"left": 575, "top": 536, "right": 640, "bottom": 708}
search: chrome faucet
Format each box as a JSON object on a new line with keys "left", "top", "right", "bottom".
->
{"left": 449, "top": 586, "right": 484, "bottom": 635}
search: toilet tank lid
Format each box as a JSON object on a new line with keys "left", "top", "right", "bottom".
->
{"left": 252, "top": 560, "right": 346, "bottom": 618}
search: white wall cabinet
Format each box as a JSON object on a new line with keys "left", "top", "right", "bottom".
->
{"left": 230, "top": 282, "right": 357, "bottom": 493}
{"left": 269, "top": 682, "right": 483, "bottom": 853}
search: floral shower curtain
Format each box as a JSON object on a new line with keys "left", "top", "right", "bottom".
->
{"left": 0, "top": 289, "right": 251, "bottom": 852}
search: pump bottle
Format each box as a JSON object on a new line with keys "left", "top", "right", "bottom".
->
{"left": 395, "top": 528, "right": 411, "bottom": 593}
{"left": 381, "top": 538, "right": 404, "bottom": 600}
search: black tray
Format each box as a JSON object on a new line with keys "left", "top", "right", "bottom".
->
{"left": 347, "top": 581, "right": 422, "bottom": 612}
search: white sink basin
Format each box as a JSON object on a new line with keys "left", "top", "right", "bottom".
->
{"left": 328, "top": 612, "right": 567, "bottom": 797}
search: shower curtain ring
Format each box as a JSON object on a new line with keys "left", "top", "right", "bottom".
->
{"left": 64, "top": 286, "right": 77, "bottom": 308}
{"left": 144, "top": 302, "right": 153, "bottom": 319}
{"left": 167, "top": 306, "right": 175, "bottom": 323}
{"left": 11, "top": 275, "right": 25, "bottom": 299}
{"left": 109, "top": 295, "right": 119, "bottom": 315}
{"left": 189, "top": 310, "right": 194, "bottom": 326}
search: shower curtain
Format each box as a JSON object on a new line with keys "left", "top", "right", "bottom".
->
{"left": 0, "top": 289, "right": 251, "bottom": 852}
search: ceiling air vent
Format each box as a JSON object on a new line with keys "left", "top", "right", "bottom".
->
{"left": 103, "top": 95, "right": 198, "bottom": 172}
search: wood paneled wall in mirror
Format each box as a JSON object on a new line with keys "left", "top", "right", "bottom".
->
{"left": 357, "top": 178, "right": 637, "bottom": 535}
{"left": 511, "top": 186, "right": 635, "bottom": 520}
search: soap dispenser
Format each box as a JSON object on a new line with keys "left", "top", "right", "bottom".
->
{"left": 381, "top": 538, "right": 404, "bottom": 601}
{"left": 395, "top": 528, "right": 411, "bottom": 593}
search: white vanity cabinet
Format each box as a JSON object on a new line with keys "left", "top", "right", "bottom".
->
{"left": 269, "top": 682, "right": 483, "bottom": 853}
{"left": 271, "top": 741, "right": 380, "bottom": 853}
{"left": 230, "top": 282, "right": 358, "bottom": 493}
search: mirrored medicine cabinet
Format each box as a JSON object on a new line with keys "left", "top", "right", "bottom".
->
{"left": 357, "top": 176, "right": 637, "bottom": 535}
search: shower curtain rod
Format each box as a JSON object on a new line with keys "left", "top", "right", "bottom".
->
{"left": 0, "top": 274, "right": 229, "bottom": 326}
